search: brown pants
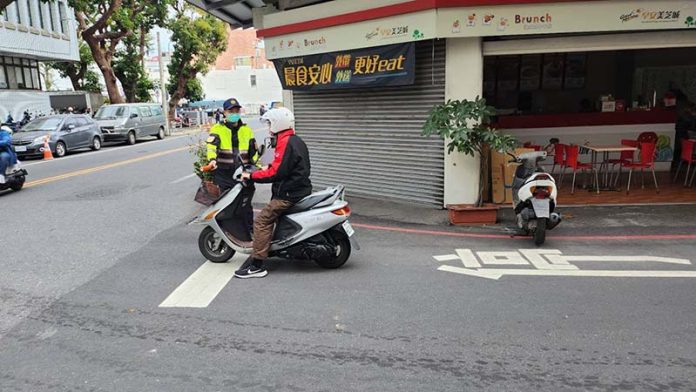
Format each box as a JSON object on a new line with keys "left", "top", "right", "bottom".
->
{"left": 252, "top": 198, "right": 295, "bottom": 260}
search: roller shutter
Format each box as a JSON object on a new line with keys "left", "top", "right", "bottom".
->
{"left": 292, "top": 39, "right": 446, "bottom": 206}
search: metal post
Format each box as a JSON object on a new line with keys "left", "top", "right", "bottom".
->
{"left": 157, "top": 31, "right": 170, "bottom": 136}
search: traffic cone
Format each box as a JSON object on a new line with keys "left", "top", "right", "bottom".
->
{"left": 42, "top": 135, "right": 53, "bottom": 160}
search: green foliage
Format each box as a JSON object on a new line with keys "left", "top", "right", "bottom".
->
{"left": 113, "top": 34, "right": 152, "bottom": 102}
{"left": 72, "top": 0, "right": 173, "bottom": 103}
{"left": 48, "top": 42, "right": 103, "bottom": 93}
{"left": 423, "top": 97, "right": 516, "bottom": 156}
{"left": 189, "top": 136, "right": 214, "bottom": 181}
{"left": 422, "top": 97, "right": 516, "bottom": 206}
{"left": 167, "top": 8, "right": 227, "bottom": 108}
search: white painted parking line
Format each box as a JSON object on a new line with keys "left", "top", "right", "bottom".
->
{"left": 170, "top": 173, "right": 197, "bottom": 184}
{"left": 159, "top": 256, "right": 245, "bottom": 308}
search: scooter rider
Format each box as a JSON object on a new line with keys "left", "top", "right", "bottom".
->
{"left": 235, "top": 107, "right": 312, "bottom": 279}
{"left": 0, "top": 124, "right": 18, "bottom": 184}
{"left": 207, "top": 98, "right": 258, "bottom": 239}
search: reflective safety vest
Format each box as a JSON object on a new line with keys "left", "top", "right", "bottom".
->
{"left": 206, "top": 121, "right": 257, "bottom": 167}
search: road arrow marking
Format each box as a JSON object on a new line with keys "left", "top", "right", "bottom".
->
{"left": 438, "top": 266, "right": 696, "bottom": 280}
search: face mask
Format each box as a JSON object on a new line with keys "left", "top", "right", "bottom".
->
{"left": 226, "top": 113, "right": 241, "bottom": 123}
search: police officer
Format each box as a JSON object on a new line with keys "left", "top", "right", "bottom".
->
{"left": 206, "top": 98, "right": 258, "bottom": 243}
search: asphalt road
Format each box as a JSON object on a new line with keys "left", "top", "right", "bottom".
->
{"left": 1, "top": 126, "right": 696, "bottom": 391}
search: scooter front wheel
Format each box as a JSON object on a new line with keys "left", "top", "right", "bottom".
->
{"left": 198, "top": 227, "right": 235, "bottom": 263}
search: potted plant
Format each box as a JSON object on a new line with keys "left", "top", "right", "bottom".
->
{"left": 190, "top": 136, "right": 220, "bottom": 204}
{"left": 422, "top": 96, "right": 516, "bottom": 225}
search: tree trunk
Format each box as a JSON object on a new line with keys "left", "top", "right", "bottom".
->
{"left": 83, "top": 35, "right": 124, "bottom": 104}
{"left": 139, "top": 25, "right": 147, "bottom": 69}
{"left": 476, "top": 148, "right": 490, "bottom": 208}
{"left": 167, "top": 69, "right": 195, "bottom": 122}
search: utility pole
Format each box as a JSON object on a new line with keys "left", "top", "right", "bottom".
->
{"left": 157, "top": 31, "right": 170, "bottom": 136}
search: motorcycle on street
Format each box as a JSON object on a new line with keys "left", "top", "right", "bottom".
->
{"left": 0, "top": 161, "right": 27, "bottom": 193}
{"left": 191, "top": 160, "right": 359, "bottom": 269}
{"left": 510, "top": 151, "right": 562, "bottom": 245}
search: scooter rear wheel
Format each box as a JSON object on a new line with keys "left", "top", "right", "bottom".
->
{"left": 314, "top": 235, "right": 351, "bottom": 269}
{"left": 198, "top": 227, "right": 235, "bottom": 263}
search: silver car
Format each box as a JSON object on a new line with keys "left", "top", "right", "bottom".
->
{"left": 11, "top": 115, "right": 103, "bottom": 158}
{"left": 94, "top": 103, "right": 166, "bottom": 145}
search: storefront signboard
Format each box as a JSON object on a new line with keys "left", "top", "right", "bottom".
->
{"left": 265, "top": 10, "right": 435, "bottom": 60}
{"left": 438, "top": 0, "right": 696, "bottom": 38}
{"left": 272, "top": 42, "right": 416, "bottom": 91}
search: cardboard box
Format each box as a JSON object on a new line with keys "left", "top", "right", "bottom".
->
{"left": 491, "top": 148, "right": 533, "bottom": 204}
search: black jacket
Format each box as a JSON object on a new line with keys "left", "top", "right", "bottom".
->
{"left": 250, "top": 129, "right": 312, "bottom": 202}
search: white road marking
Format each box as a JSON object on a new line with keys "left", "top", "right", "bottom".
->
{"left": 435, "top": 249, "right": 695, "bottom": 280}
{"left": 455, "top": 249, "right": 481, "bottom": 268}
{"left": 438, "top": 265, "right": 696, "bottom": 280}
{"left": 159, "top": 256, "right": 245, "bottom": 308}
{"left": 170, "top": 173, "right": 197, "bottom": 184}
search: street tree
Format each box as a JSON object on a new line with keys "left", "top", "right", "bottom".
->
{"left": 49, "top": 42, "right": 103, "bottom": 93}
{"left": 114, "top": 34, "right": 153, "bottom": 102}
{"left": 72, "top": 0, "right": 170, "bottom": 104}
{"left": 167, "top": 5, "right": 227, "bottom": 120}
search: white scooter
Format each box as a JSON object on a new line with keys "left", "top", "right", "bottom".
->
{"left": 1, "top": 161, "right": 27, "bottom": 192}
{"left": 510, "top": 151, "right": 562, "bottom": 245}
{"left": 192, "top": 164, "right": 359, "bottom": 268}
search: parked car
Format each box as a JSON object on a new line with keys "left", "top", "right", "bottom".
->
{"left": 11, "top": 114, "right": 103, "bottom": 158}
{"left": 94, "top": 103, "right": 166, "bottom": 145}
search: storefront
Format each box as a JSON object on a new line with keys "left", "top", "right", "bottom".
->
{"left": 256, "top": 0, "right": 696, "bottom": 207}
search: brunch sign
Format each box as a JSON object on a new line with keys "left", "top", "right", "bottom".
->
{"left": 437, "top": 0, "right": 695, "bottom": 38}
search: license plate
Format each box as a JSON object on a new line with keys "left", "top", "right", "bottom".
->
{"left": 14, "top": 146, "right": 27, "bottom": 152}
{"left": 531, "top": 199, "right": 550, "bottom": 218}
{"left": 342, "top": 221, "right": 355, "bottom": 237}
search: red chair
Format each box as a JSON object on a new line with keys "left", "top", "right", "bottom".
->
{"left": 562, "top": 144, "right": 598, "bottom": 194}
{"left": 608, "top": 139, "right": 638, "bottom": 187}
{"left": 624, "top": 142, "right": 659, "bottom": 194}
{"left": 674, "top": 139, "right": 696, "bottom": 186}
{"left": 551, "top": 143, "right": 566, "bottom": 177}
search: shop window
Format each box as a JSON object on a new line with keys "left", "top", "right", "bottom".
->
{"left": 25, "top": 0, "right": 34, "bottom": 27}
{"left": 58, "top": 1, "right": 67, "bottom": 33}
{"left": 15, "top": 2, "right": 22, "bottom": 25}
{"left": 250, "top": 74, "right": 257, "bottom": 87}
{"left": 48, "top": 3, "right": 56, "bottom": 31}
{"left": 37, "top": 1, "right": 45, "bottom": 30}
{"left": 15, "top": 67, "right": 24, "bottom": 89}
{"left": 0, "top": 56, "right": 42, "bottom": 90}
{"left": 0, "top": 67, "right": 7, "bottom": 89}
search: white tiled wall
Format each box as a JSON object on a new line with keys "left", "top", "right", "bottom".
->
{"left": 0, "top": 0, "right": 79, "bottom": 61}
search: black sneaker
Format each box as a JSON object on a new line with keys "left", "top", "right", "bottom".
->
{"left": 234, "top": 265, "right": 268, "bottom": 279}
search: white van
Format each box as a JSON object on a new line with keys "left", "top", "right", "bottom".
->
{"left": 94, "top": 103, "right": 166, "bottom": 145}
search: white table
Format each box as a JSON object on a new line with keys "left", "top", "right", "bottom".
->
{"left": 586, "top": 145, "right": 638, "bottom": 192}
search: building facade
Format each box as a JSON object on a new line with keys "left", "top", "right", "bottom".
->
{"left": 0, "top": 0, "right": 79, "bottom": 120}
{"left": 250, "top": 0, "right": 696, "bottom": 207}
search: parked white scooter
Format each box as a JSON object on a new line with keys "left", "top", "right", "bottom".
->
{"left": 510, "top": 151, "right": 562, "bottom": 245}
{"left": 192, "top": 164, "right": 359, "bottom": 268}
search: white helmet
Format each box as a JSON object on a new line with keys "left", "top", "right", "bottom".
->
{"left": 0, "top": 124, "right": 12, "bottom": 135}
{"left": 261, "top": 107, "right": 294, "bottom": 134}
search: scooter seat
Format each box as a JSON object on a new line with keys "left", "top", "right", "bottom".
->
{"left": 287, "top": 187, "right": 339, "bottom": 213}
